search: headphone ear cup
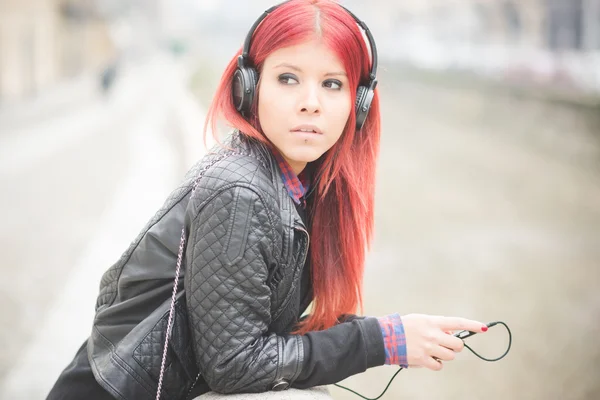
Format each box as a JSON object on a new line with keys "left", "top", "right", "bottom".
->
{"left": 232, "top": 68, "right": 245, "bottom": 112}
{"left": 248, "top": 67, "right": 258, "bottom": 112}
{"left": 355, "top": 85, "right": 367, "bottom": 111}
{"left": 232, "top": 67, "right": 259, "bottom": 115}
{"left": 355, "top": 85, "right": 373, "bottom": 131}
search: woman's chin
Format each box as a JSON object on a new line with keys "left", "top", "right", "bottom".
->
{"left": 285, "top": 150, "right": 323, "bottom": 165}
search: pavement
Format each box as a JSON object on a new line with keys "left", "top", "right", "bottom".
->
{"left": 0, "top": 52, "right": 210, "bottom": 399}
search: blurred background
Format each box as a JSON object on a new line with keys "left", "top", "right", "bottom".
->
{"left": 1, "top": 0, "right": 599, "bottom": 399}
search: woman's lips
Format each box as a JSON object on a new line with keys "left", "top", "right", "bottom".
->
{"left": 290, "top": 124, "right": 323, "bottom": 134}
{"left": 291, "top": 130, "right": 321, "bottom": 135}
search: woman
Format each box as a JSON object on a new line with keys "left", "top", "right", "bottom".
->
{"left": 47, "top": 1, "right": 488, "bottom": 399}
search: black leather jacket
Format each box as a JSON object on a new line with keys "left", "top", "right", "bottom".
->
{"left": 88, "top": 132, "right": 385, "bottom": 400}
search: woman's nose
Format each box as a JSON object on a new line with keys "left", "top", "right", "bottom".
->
{"left": 299, "top": 85, "right": 321, "bottom": 114}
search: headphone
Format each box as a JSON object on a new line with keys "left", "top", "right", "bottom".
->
{"left": 232, "top": 1, "right": 378, "bottom": 131}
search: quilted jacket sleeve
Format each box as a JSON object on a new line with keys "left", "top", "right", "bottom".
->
{"left": 184, "top": 183, "right": 303, "bottom": 394}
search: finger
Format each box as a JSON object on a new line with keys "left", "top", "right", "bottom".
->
{"left": 424, "top": 357, "right": 444, "bottom": 371}
{"left": 436, "top": 317, "right": 487, "bottom": 333}
{"left": 438, "top": 332, "right": 465, "bottom": 353}
{"left": 431, "top": 345, "right": 456, "bottom": 362}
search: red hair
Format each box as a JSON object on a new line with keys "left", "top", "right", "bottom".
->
{"left": 203, "top": 0, "right": 381, "bottom": 334}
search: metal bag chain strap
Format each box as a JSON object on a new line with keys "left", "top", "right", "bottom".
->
{"left": 155, "top": 151, "right": 241, "bottom": 400}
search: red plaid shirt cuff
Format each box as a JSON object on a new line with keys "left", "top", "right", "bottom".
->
{"left": 377, "top": 313, "right": 408, "bottom": 367}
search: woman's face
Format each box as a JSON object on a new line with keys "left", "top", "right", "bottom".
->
{"left": 257, "top": 38, "right": 352, "bottom": 175}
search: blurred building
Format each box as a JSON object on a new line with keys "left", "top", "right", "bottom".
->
{"left": 377, "top": 0, "right": 600, "bottom": 51}
{"left": 0, "top": 0, "right": 116, "bottom": 104}
{"left": 350, "top": 0, "right": 600, "bottom": 94}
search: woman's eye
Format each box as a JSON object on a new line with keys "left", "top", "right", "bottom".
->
{"left": 278, "top": 74, "right": 299, "bottom": 85}
{"left": 323, "top": 80, "right": 343, "bottom": 90}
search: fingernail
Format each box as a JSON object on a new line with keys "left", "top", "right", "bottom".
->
{"left": 482, "top": 326, "right": 488, "bottom": 332}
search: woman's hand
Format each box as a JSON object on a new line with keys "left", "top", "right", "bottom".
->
{"left": 401, "top": 314, "right": 487, "bottom": 371}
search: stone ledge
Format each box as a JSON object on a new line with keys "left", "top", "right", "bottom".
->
{"left": 194, "top": 387, "right": 332, "bottom": 400}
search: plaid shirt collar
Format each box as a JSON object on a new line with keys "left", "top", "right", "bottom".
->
{"left": 271, "top": 149, "right": 310, "bottom": 207}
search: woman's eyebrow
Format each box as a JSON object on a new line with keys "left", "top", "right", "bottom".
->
{"left": 324, "top": 71, "right": 347, "bottom": 77}
{"left": 274, "top": 63, "right": 347, "bottom": 77}
{"left": 274, "top": 62, "right": 302, "bottom": 72}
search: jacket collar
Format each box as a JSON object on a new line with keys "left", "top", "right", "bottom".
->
{"left": 229, "top": 131, "right": 308, "bottom": 231}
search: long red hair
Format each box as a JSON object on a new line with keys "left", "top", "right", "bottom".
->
{"left": 203, "top": 0, "right": 381, "bottom": 334}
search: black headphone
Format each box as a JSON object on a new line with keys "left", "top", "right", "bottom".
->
{"left": 232, "top": 1, "right": 378, "bottom": 131}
